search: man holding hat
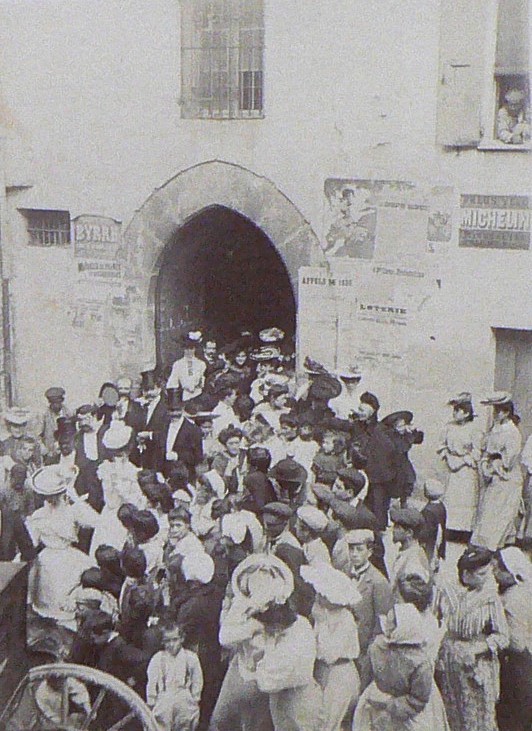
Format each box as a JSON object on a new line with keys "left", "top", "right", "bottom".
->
{"left": 389, "top": 506, "right": 430, "bottom": 597}
{"left": 343, "top": 527, "right": 393, "bottom": 690}
{"left": 133, "top": 370, "right": 169, "bottom": 469}
{"left": 40, "top": 387, "right": 73, "bottom": 459}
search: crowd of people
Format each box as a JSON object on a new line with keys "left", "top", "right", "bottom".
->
{"left": 1, "top": 326, "right": 531, "bottom": 731}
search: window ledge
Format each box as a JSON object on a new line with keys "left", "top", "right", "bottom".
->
{"left": 478, "top": 140, "right": 531, "bottom": 151}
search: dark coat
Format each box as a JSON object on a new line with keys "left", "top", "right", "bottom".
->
{"left": 350, "top": 418, "right": 399, "bottom": 487}
{"left": 154, "top": 417, "right": 203, "bottom": 478}
{"left": 123, "top": 399, "right": 146, "bottom": 434}
{"left": 0, "top": 501, "right": 36, "bottom": 561}
{"left": 130, "top": 398, "right": 169, "bottom": 469}
{"left": 73, "top": 428, "right": 107, "bottom": 511}
{"left": 243, "top": 470, "right": 277, "bottom": 513}
{"left": 383, "top": 427, "right": 424, "bottom": 500}
{"left": 420, "top": 500, "right": 447, "bottom": 561}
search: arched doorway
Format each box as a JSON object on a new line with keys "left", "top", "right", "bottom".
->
{"left": 116, "top": 161, "right": 325, "bottom": 376}
{"left": 155, "top": 206, "right": 296, "bottom": 368}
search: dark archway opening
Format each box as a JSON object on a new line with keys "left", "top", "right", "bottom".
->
{"left": 155, "top": 206, "right": 296, "bottom": 368}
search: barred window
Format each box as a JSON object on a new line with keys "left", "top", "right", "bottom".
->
{"left": 181, "top": 0, "right": 264, "bottom": 119}
{"left": 20, "top": 209, "right": 71, "bottom": 247}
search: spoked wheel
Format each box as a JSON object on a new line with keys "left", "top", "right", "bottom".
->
{"left": 0, "top": 663, "right": 159, "bottom": 731}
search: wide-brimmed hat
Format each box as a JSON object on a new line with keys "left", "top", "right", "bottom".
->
{"left": 270, "top": 457, "right": 308, "bottom": 485}
{"left": 250, "top": 345, "right": 282, "bottom": 362}
{"left": 300, "top": 563, "right": 361, "bottom": 606}
{"left": 231, "top": 553, "right": 294, "bottom": 604}
{"left": 359, "top": 391, "right": 380, "bottom": 412}
{"left": 381, "top": 410, "right": 413, "bottom": 427}
{"left": 4, "top": 408, "right": 30, "bottom": 426}
{"left": 308, "top": 375, "right": 342, "bottom": 401}
{"left": 448, "top": 392, "right": 473, "bottom": 406}
{"left": 259, "top": 327, "right": 285, "bottom": 344}
{"left": 336, "top": 365, "right": 363, "bottom": 381}
{"left": 102, "top": 421, "right": 133, "bottom": 450}
{"left": 480, "top": 391, "right": 512, "bottom": 406}
{"left": 32, "top": 465, "right": 71, "bottom": 496}
{"left": 303, "top": 356, "right": 329, "bottom": 376}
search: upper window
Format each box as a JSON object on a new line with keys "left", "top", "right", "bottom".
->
{"left": 437, "top": 0, "right": 530, "bottom": 150}
{"left": 180, "top": 0, "right": 264, "bottom": 119}
{"left": 20, "top": 209, "right": 71, "bottom": 247}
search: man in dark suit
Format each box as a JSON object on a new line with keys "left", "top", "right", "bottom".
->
{"left": 154, "top": 389, "right": 203, "bottom": 479}
{"left": 0, "top": 494, "right": 36, "bottom": 561}
{"left": 131, "top": 370, "right": 169, "bottom": 469}
{"left": 74, "top": 404, "right": 108, "bottom": 513}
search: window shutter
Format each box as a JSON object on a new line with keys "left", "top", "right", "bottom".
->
{"left": 437, "top": 0, "right": 488, "bottom": 147}
{"left": 495, "top": 0, "right": 529, "bottom": 75}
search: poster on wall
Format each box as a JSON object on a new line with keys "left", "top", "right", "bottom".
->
{"left": 459, "top": 194, "right": 530, "bottom": 250}
{"left": 73, "top": 214, "right": 124, "bottom": 284}
{"left": 298, "top": 264, "right": 436, "bottom": 378}
{"left": 323, "top": 179, "right": 453, "bottom": 261}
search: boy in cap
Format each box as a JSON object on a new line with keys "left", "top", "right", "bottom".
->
{"left": 420, "top": 478, "right": 447, "bottom": 572}
{"left": 295, "top": 504, "right": 331, "bottom": 565}
{"left": 343, "top": 528, "right": 393, "bottom": 690}
{"left": 40, "top": 386, "right": 72, "bottom": 459}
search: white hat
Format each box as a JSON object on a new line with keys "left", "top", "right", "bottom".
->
{"left": 300, "top": 562, "right": 361, "bottom": 606}
{"left": 4, "top": 408, "right": 30, "bottom": 425}
{"left": 102, "top": 421, "right": 133, "bottom": 450}
{"left": 296, "top": 505, "right": 329, "bottom": 532}
{"left": 173, "top": 489, "right": 192, "bottom": 504}
{"left": 221, "top": 513, "right": 248, "bottom": 545}
{"left": 500, "top": 547, "right": 532, "bottom": 583}
{"left": 32, "top": 465, "right": 70, "bottom": 496}
{"left": 232, "top": 554, "right": 294, "bottom": 605}
{"left": 424, "top": 478, "right": 445, "bottom": 500}
{"left": 181, "top": 551, "right": 215, "bottom": 584}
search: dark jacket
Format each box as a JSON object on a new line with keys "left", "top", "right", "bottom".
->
{"left": 74, "top": 428, "right": 107, "bottom": 511}
{"left": 243, "top": 470, "right": 278, "bottom": 513}
{"left": 130, "top": 397, "right": 169, "bottom": 469}
{"left": 420, "top": 500, "right": 447, "bottom": 561}
{"left": 350, "top": 417, "right": 398, "bottom": 487}
{"left": 154, "top": 417, "right": 203, "bottom": 478}
{"left": 0, "top": 500, "right": 36, "bottom": 561}
{"left": 383, "top": 427, "right": 424, "bottom": 499}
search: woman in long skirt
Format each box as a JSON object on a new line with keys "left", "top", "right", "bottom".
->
{"left": 437, "top": 393, "right": 482, "bottom": 535}
{"left": 471, "top": 395, "right": 523, "bottom": 551}
{"left": 436, "top": 547, "right": 509, "bottom": 731}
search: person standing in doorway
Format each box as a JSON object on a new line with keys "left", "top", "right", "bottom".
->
{"left": 167, "top": 331, "right": 207, "bottom": 402}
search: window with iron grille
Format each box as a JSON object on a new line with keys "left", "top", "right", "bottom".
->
{"left": 181, "top": 0, "right": 264, "bottom": 119}
{"left": 20, "top": 209, "right": 71, "bottom": 247}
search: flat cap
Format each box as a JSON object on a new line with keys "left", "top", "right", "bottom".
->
{"left": 45, "top": 387, "right": 65, "bottom": 401}
{"left": 344, "top": 528, "right": 375, "bottom": 544}
{"left": 262, "top": 501, "right": 293, "bottom": 520}
{"left": 296, "top": 505, "right": 329, "bottom": 532}
{"left": 390, "top": 506, "right": 425, "bottom": 530}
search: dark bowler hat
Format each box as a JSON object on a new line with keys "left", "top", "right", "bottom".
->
{"left": 262, "top": 501, "right": 293, "bottom": 521}
{"left": 45, "top": 387, "right": 65, "bottom": 401}
{"left": 337, "top": 467, "right": 366, "bottom": 494}
{"left": 390, "top": 506, "right": 425, "bottom": 531}
{"left": 166, "top": 388, "right": 184, "bottom": 412}
{"left": 458, "top": 546, "right": 493, "bottom": 572}
{"left": 308, "top": 375, "right": 342, "bottom": 401}
{"left": 270, "top": 457, "right": 308, "bottom": 485}
{"left": 140, "top": 369, "right": 162, "bottom": 391}
{"left": 54, "top": 417, "right": 77, "bottom": 440}
{"left": 360, "top": 391, "right": 380, "bottom": 412}
{"left": 381, "top": 410, "right": 414, "bottom": 427}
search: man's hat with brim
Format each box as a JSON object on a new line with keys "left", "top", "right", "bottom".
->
{"left": 259, "top": 328, "right": 285, "bottom": 344}
{"left": 308, "top": 375, "right": 342, "bottom": 401}
{"left": 270, "top": 457, "right": 308, "bottom": 486}
{"left": 303, "top": 356, "right": 329, "bottom": 376}
{"left": 336, "top": 366, "right": 363, "bottom": 382}
{"left": 381, "top": 410, "right": 414, "bottom": 428}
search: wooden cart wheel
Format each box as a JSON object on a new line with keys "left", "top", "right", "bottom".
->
{"left": 0, "top": 662, "right": 159, "bottom": 731}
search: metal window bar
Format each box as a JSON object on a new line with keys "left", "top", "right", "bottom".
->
{"left": 24, "top": 210, "right": 71, "bottom": 247}
{"left": 182, "top": 0, "right": 263, "bottom": 119}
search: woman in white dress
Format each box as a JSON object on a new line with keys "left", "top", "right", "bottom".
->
{"left": 90, "top": 420, "right": 145, "bottom": 555}
{"left": 27, "top": 465, "right": 99, "bottom": 625}
{"left": 471, "top": 393, "right": 523, "bottom": 551}
{"left": 437, "top": 392, "right": 482, "bottom": 536}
